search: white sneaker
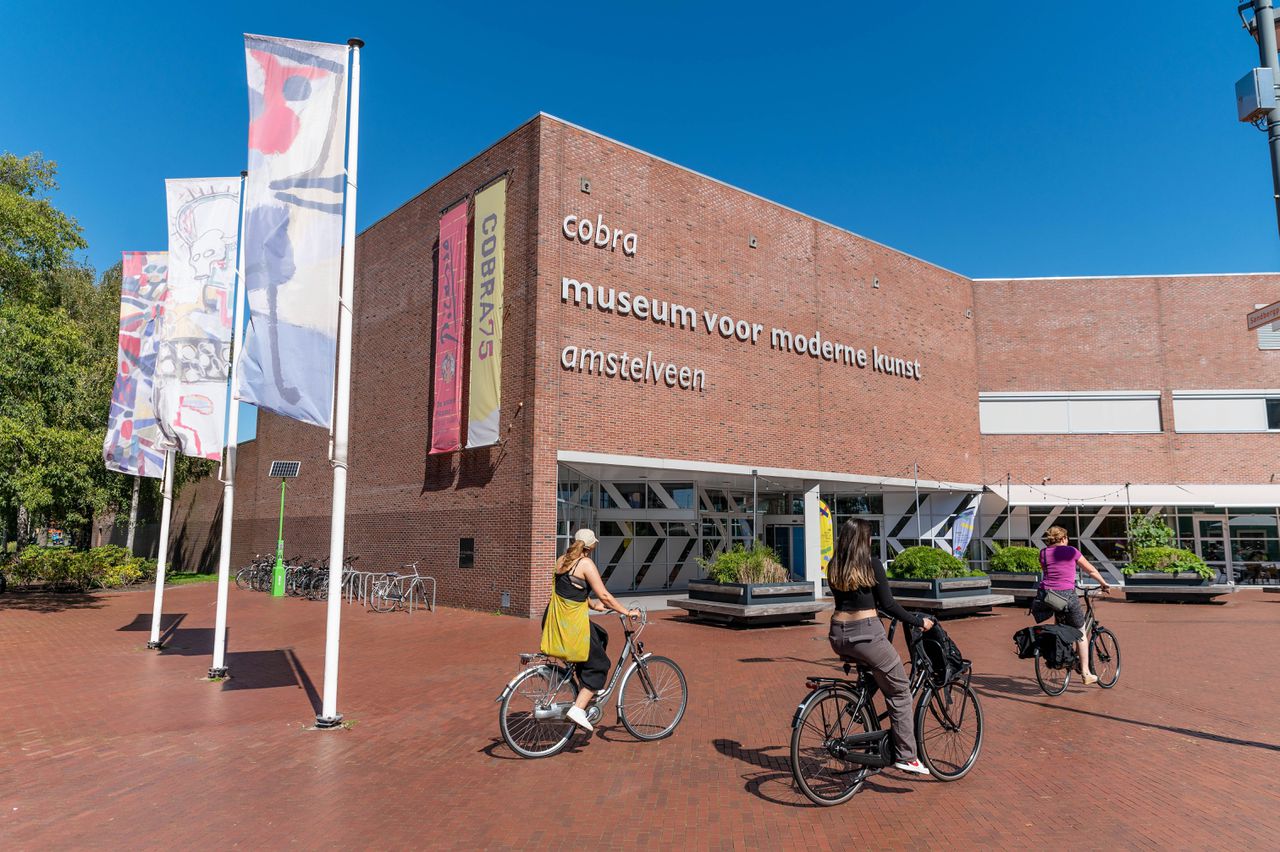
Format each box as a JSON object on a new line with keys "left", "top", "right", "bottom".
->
{"left": 893, "top": 759, "right": 931, "bottom": 776}
{"left": 565, "top": 705, "right": 594, "bottom": 732}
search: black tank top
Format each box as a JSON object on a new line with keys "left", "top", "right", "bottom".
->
{"left": 554, "top": 563, "right": 589, "bottom": 602}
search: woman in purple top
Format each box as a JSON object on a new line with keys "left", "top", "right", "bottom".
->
{"left": 1037, "top": 526, "right": 1111, "bottom": 685}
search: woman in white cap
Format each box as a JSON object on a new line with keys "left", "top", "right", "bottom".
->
{"left": 552, "top": 528, "right": 640, "bottom": 732}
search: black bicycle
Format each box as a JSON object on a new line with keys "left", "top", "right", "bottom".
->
{"left": 790, "top": 614, "right": 984, "bottom": 806}
{"left": 1032, "top": 583, "right": 1121, "bottom": 696}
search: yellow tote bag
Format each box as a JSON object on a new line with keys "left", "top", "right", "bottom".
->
{"left": 540, "top": 589, "right": 589, "bottom": 662}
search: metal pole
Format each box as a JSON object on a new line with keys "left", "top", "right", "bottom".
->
{"left": 126, "top": 476, "right": 140, "bottom": 554}
{"left": 317, "top": 38, "right": 362, "bottom": 729}
{"left": 913, "top": 463, "right": 921, "bottom": 546}
{"left": 209, "top": 171, "right": 248, "bottom": 678}
{"left": 752, "top": 468, "right": 758, "bottom": 542}
{"left": 147, "top": 449, "right": 175, "bottom": 649}
{"left": 272, "top": 480, "right": 286, "bottom": 597}
{"left": 1251, "top": 0, "right": 1280, "bottom": 237}
{"left": 1006, "top": 472, "right": 1012, "bottom": 547}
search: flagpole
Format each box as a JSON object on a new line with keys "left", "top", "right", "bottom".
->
{"left": 147, "top": 449, "right": 176, "bottom": 649}
{"left": 209, "top": 171, "right": 249, "bottom": 679}
{"left": 316, "top": 37, "right": 362, "bottom": 729}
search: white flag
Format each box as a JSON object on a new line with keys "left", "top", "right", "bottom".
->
{"left": 237, "top": 34, "right": 349, "bottom": 428}
{"left": 155, "top": 178, "right": 241, "bottom": 459}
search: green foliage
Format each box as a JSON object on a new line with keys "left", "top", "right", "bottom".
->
{"left": 1124, "top": 546, "right": 1213, "bottom": 580}
{"left": 887, "top": 545, "right": 983, "bottom": 580}
{"left": 988, "top": 543, "right": 1042, "bottom": 574}
{"left": 8, "top": 544, "right": 156, "bottom": 591}
{"left": 698, "top": 543, "right": 788, "bottom": 584}
{"left": 0, "top": 153, "right": 211, "bottom": 542}
{"left": 1126, "top": 514, "right": 1176, "bottom": 549}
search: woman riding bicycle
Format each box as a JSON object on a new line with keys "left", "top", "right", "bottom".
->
{"left": 547, "top": 529, "right": 639, "bottom": 733}
{"left": 827, "top": 519, "right": 934, "bottom": 776}
{"left": 1035, "top": 526, "right": 1111, "bottom": 685}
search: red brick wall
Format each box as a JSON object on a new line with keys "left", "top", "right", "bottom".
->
{"left": 973, "top": 274, "right": 1280, "bottom": 485}
{"left": 532, "top": 117, "right": 984, "bottom": 487}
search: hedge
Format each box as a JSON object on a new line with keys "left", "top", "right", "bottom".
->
{"left": 5, "top": 545, "right": 157, "bottom": 591}
{"left": 988, "top": 544, "right": 1042, "bottom": 574}
{"left": 1123, "top": 546, "right": 1213, "bottom": 581}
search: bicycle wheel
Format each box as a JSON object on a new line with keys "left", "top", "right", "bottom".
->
{"left": 1035, "top": 654, "right": 1071, "bottom": 696}
{"left": 369, "top": 582, "right": 397, "bottom": 613}
{"left": 498, "top": 665, "right": 578, "bottom": 758}
{"left": 617, "top": 655, "right": 687, "bottom": 741}
{"left": 915, "top": 681, "right": 984, "bottom": 781}
{"left": 1089, "top": 628, "right": 1121, "bottom": 688}
{"left": 790, "top": 686, "right": 874, "bottom": 806}
{"left": 235, "top": 568, "right": 250, "bottom": 591}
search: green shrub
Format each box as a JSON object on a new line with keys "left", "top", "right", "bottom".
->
{"left": 988, "top": 544, "right": 1042, "bottom": 574}
{"left": 1124, "top": 546, "right": 1213, "bottom": 580}
{"left": 1127, "top": 514, "right": 1176, "bottom": 549}
{"left": 887, "top": 546, "right": 982, "bottom": 580}
{"left": 698, "top": 543, "right": 788, "bottom": 584}
{"left": 8, "top": 545, "right": 156, "bottom": 590}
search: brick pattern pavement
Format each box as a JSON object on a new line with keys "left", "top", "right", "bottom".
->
{"left": 2, "top": 585, "right": 1278, "bottom": 848}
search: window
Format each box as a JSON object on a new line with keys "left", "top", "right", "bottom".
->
{"left": 459, "top": 538, "right": 475, "bottom": 569}
{"left": 1257, "top": 304, "right": 1280, "bottom": 350}
{"left": 979, "top": 392, "right": 1161, "bottom": 435}
{"left": 1173, "top": 390, "right": 1280, "bottom": 432}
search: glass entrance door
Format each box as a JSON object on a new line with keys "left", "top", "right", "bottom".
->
{"left": 1193, "top": 515, "right": 1228, "bottom": 582}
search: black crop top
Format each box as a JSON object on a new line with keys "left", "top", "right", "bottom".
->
{"left": 830, "top": 557, "right": 925, "bottom": 628}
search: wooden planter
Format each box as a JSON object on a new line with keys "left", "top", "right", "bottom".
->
{"left": 687, "top": 580, "right": 815, "bottom": 605}
{"left": 888, "top": 575, "right": 992, "bottom": 600}
{"left": 675, "top": 580, "right": 826, "bottom": 626}
{"left": 1124, "top": 571, "right": 1211, "bottom": 587}
{"left": 987, "top": 571, "right": 1042, "bottom": 591}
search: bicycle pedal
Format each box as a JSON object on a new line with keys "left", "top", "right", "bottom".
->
{"left": 586, "top": 706, "right": 603, "bottom": 725}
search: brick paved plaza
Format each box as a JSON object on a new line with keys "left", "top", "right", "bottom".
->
{"left": 2, "top": 585, "right": 1278, "bottom": 849}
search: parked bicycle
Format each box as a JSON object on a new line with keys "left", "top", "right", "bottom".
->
{"left": 496, "top": 607, "right": 687, "bottom": 758}
{"left": 1029, "top": 583, "right": 1120, "bottom": 696}
{"left": 368, "top": 562, "right": 436, "bottom": 613}
{"left": 790, "top": 613, "right": 984, "bottom": 806}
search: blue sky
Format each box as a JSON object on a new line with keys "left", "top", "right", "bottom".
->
{"left": 5, "top": 1, "right": 1279, "bottom": 278}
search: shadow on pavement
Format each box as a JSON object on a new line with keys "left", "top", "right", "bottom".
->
{"left": 985, "top": 691, "right": 1280, "bottom": 753}
{"left": 968, "top": 672, "right": 1046, "bottom": 698}
{"left": 710, "top": 737, "right": 913, "bottom": 808}
{"left": 118, "top": 611, "right": 187, "bottom": 641}
{"left": 157, "top": 626, "right": 212, "bottom": 656}
{"left": 0, "top": 590, "right": 107, "bottom": 613}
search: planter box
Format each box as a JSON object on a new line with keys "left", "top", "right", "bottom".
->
{"left": 1124, "top": 571, "right": 1210, "bottom": 587}
{"left": 888, "top": 575, "right": 991, "bottom": 600}
{"left": 987, "top": 571, "right": 1042, "bottom": 591}
{"left": 687, "top": 580, "right": 815, "bottom": 606}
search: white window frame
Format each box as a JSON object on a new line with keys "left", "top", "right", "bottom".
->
{"left": 978, "top": 390, "right": 1163, "bottom": 435}
{"left": 1172, "top": 389, "right": 1280, "bottom": 434}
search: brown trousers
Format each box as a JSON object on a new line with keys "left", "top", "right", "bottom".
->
{"left": 828, "top": 617, "right": 917, "bottom": 762}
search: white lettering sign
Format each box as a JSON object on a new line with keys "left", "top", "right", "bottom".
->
{"left": 562, "top": 212, "right": 638, "bottom": 256}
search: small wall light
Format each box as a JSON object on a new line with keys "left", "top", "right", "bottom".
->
{"left": 872, "top": 276, "right": 880, "bottom": 289}
{"left": 748, "top": 235, "right": 758, "bottom": 249}
{"left": 579, "top": 177, "right": 591, "bottom": 194}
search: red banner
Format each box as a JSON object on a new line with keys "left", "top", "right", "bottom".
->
{"left": 430, "top": 203, "right": 469, "bottom": 453}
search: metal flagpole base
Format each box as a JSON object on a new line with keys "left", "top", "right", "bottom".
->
{"left": 146, "top": 641, "right": 163, "bottom": 650}
{"left": 207, "top": 667, "right": 229, "bottom": 679}
{"left": 314, "top": 714, "right": 344, "bottom": 730}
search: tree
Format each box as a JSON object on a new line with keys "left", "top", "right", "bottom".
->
{"left": 0, "top": 153, "right": 87, "bottom": 307}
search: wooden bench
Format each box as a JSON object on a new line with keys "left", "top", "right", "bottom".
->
{"left": 891, "top": 593, "right": 1015, "bottom": 617}
{"left": 668, "top": 597, "right": 833, "bottom": 627}
{"left": 1123, "top": 584, "right": 1237, "bottom": 603}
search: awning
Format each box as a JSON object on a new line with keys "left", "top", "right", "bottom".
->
{"left": 987, "top": 483, "right": 1280, "bottom": 509}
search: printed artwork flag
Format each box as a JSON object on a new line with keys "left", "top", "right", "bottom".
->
{"left": 238, "top": 34, "right": 349, "bottom": 428}
{"left": 429, "top": 203, "right": 469, "bottom": 454}
{"left": 818, "top": 500, "right": 834, "bottom": 572}
{"left": 952, "top": 502, "right": 980, "bottom": 558}
{"left": 104, "top": 252, "right": 169, "bottom": 477}
{"left": 466, "top": 178, "right": 506, "bottom": 448}
{"left": 156, "top": 178, "right": 240, "bottom": 459}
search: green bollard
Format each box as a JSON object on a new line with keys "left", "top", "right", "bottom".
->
{"left": 272, "top": 479, "right": 287, "bottom": 597}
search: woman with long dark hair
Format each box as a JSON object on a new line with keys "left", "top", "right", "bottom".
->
{"left": 826, "top": 518, "right": 935, "bottom": 776}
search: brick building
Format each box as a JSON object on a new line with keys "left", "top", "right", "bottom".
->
{"left": 167, "top": 114, "right": 1280, "bottom": 615}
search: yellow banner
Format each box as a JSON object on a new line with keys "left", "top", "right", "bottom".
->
{"left": 819, "top": 500, "right": 834, "bottom": 574}
{"left": 467, "top": 178, "right": 506, "bottom": 447}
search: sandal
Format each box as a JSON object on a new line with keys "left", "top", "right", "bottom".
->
{"left": 1082, "top": 674, "right": 1099, "bottom": 685}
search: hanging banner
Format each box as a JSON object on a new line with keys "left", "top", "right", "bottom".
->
{"left": 104, "top": 252, "right": 169, "bottom": 477}
{"left": 238, "top": 33, "right": 349, "bottom": 428}
{"left": 429, "top": 203, "right": 469, "bottom": 454}
{"left": 818, "top": 500, "right": 834, "bottom": 573}
{"left": 156, "top": 177, "right": 240, "bottom": 459}
{"left": 952, "top": 500, "right": 980, "bottom": 558}
{"left": 466, "top": 178, "right": 506, "bottom": 448}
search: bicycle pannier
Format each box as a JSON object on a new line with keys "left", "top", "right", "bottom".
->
{"left": 921, "top": 624, "right": 967, "bottom": 686}
{"left": 1012, "top": 627, "right": 1038, "bottom": 660}
{"left": 540, "top": 588, "right": 589, "bottom": 662}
